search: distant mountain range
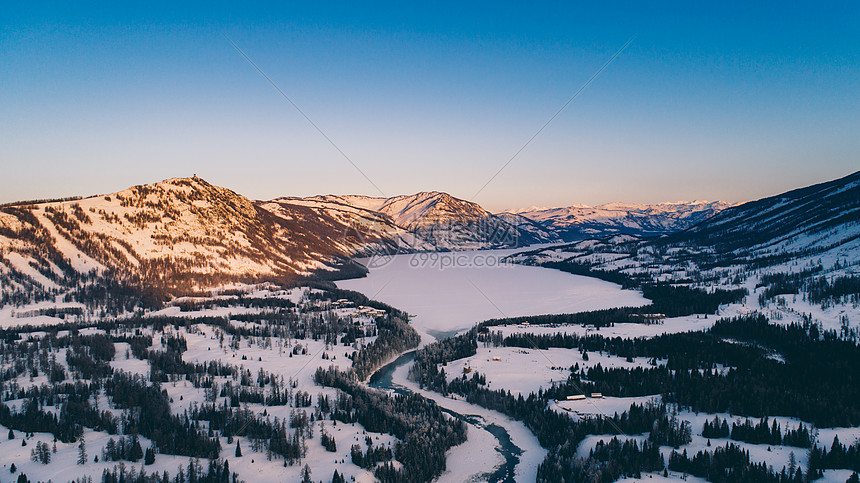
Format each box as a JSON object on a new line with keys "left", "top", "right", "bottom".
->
{"left": 2, "top": 170, "right": 856, "bottom": 303}
{"left": 512, "top": 169, "right": 860, "bottom": 279}
{"left": 506, "top": 201, "right": 732, "bottom": 241}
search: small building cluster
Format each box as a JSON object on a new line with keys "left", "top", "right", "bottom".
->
{"left": 560, "top": 392, "right": 603, "bottom": 402}
{"left": 354, "top": 305, "right": 387, "bottom": 317}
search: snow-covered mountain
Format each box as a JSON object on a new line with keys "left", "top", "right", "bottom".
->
{"left": 0, "top": 177, "right": 379, "bottom": 303}
{"left": 0, "top": 180, "right": 556, "bottom": 304}
{"left": 665, "top": 170, "right": 860, "bottom": 259}
{"left": 514, "top": 169, "right": 860, "bottom": 279}
{"left": 291, "top": 191, "right": 559, "bottom": 250}
{"left": 507, "top": 201, "right": 731, "bottom": 241}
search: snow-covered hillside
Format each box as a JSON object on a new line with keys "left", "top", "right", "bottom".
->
{"left": 0, "top": 284, "right": 456, "bottom": 483}
{"left": 0, "top": 177, "right": 379, "bottom": 306}
{"left": 510, "top": 169, "right": 860, "bottom": 337}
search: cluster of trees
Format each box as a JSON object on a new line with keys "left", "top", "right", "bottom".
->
{"left": 648, "top": 410, "right": 692, "bottom": 448}
{"left": 105, "top": 371, "right": 221, "bottom": 458}
{"left": 481, "top": 283, "right": 745, "bottom": 331}
{"left": 0, "top": 389, "right": 113, "bottom": 443}
{"left": 536, "top": 315, "right": 860, "bottom": 427}
{"left": 668, "top": 442, "right": 805, "bottom": 482}
{"left": 191, "top": 403, "right": 307, "bottom": 464}
{"left": 315, "top": 366, "right": 467, "bottom": 482}
{"left": 101, "top": 435, "right": 144, "bottom": 462}
{"left": 350, "top": 439, "right": 393, "bottom": 468}
{"left": 808, "top": 436, "right": 860, "bottom": 476}
{"left": 640, "top": 283, "right": 747, "bottom": 317}
{"left": 320, "top": 430, "right": 336, "bottom": 452}
{"left": 350, "top": 314, "right": 420, "bottom": 380}
{"left": 701, "top": 416, "right": 730, "bottom": 439}
{"left": 539, "top": 437, "right": 664, "bottom": 482}
{"left": 701, "top": 415, "right": 813, "bottom": 448}
{"left": 29, "top": 440, "right": 52, "bottom": 464}
{"left": 758, "top": 268, "right": 860, "bottom": 308}
{"left": 97, "top": 458, "right": 238, "bottom": 483}
{"left": 806, "top": 274, "right": 860, "bottom": 305}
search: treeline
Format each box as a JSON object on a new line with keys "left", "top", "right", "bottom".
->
{"left": 501, "top": 314, "right": 860, "bottom": 427}
{"left": 701, "top": 415, "right": 813, "bottom": 448}
{"left": 808, "top": 436, "right": 860, "bottom": 476}
{"left": 641, "top": 283, "right": 747, "bottom": 317}
{"left": 99, "top": 458, "right": 237, "bottom": 483}
{"left": 546, "top": 437, "right": 664, "bottom": 482}
{"left": 758, "top": 268, "right": 860, "bottom": 307}
{"left": 668, "top": 442, "right": 804, "bottom": 483}
{"left": 105, "top": 371, "right": 221, "bottom": 458}
{"left": 0, "top": 383, "right": 116, "bottom": 442}
{"left": 176, "top": 296, "right": 295, "bottom": 312}
{"left": 482, "top": 307, "right": 646, "bottom": 329}
{"left": 806, "top": 274, "right": 860, "bottom": 305}
{"left": 481, "top": 282, "right": 746, "bottom": 329}
{"left": 191, "top": 403, "right": 307, "bottom": 464}
{"left": 351, "top": 437, "right": 393, "bottom": 469}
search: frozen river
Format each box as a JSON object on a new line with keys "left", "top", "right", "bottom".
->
{"left": 339, "top": 247, "right": 649, "bottom": 481}
{"left": 338, "top": 247, "right": 649, "bottom": 482}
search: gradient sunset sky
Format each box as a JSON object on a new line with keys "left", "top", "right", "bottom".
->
{"left": 2, "top": 2, "right": 858, "bottom": 211}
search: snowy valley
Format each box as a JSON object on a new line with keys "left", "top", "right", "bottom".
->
{"left": 0, "top": 170, "right": 859, "bottom": 483}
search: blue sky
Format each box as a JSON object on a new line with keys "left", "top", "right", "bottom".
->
{"left": 2, "top": 2, "right": 858, "bottom": 211}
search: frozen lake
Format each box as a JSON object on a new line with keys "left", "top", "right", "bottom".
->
{"left": 337, "top": 248, "right": 649, "bottom": 339}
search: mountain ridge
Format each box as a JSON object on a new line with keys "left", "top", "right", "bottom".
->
{"left": 508, "top": 200, "right": 732, "bottom": 241}
{"left": 4, "top": 170, "right": 855, "bottom": 308}
{"left": 512, "top": 169, "right": 860, "bottom": 283}
{"left": 0, "top": 179, "right": 553, "bottom": 304}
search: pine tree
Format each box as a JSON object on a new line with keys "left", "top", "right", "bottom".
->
{"left": 788, "top": 451, "right": 796, "bottom": 476}
{"left": 301, "top": 464, "right": 312, "bottom": 483}
{"left": 77, "top": 436, "right": 88, "bottom": 465}
{"left": 235, "top": 441, "right": 242, "bottom": 457}
{"left": 144, "top": 447, "right": 156, "bottom": 465}
{"left": 8, "top": 429, "right": 14, "bottom": 440}
{"left": 9, "top": 463, "right": 16, "bottom": 474}
{"left": 129, "top": 435, "right": 143, "bottom": 462}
